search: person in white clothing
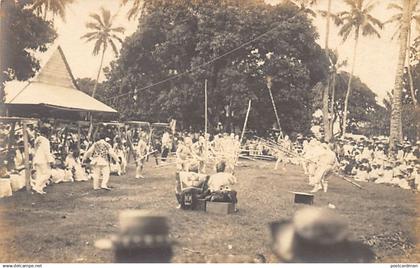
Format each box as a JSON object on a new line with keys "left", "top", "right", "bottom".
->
{"left": 32, "top": 127, "right": 54, "bottom": 194}
{"left": 82, "top": 132, "right": 119, "bottom": 190}
{"left": 207, "top": 160, "right": 237, "bottom": 192}
{"left": 310, "top": 143, "right": 337, "bottom": 193}
{"left": 135, "top": 136, "right": 148, "bottom": 179}
{"left": 65, "top": 144, "right": 88, "bottom": 182}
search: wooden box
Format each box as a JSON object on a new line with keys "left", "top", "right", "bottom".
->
{"left": 292, "top": 191, "right": 314, "bottom": 205}
{"left": 193, "top": 199, "right": 207, "bottom": 211}
{"left": 206, "top": 201, "right": 236, "bottom": 214}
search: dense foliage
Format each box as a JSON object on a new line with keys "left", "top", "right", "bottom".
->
{"left": 101, "top": 0, "right": 328, "bottom": 134}
{"left": 0, "top": 0, "right": 57, "bottom": 103}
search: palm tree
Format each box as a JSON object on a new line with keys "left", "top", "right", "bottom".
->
{"left": 328, "top": 52, "right": 348, "bottom": 136}
{"left": 333, "top": 0, "right": 383, "bottom": 138}
{"left": 390, "top": 0, "right": 412, "bottom": 150}
{"left": 386, "top": 0, "right": 420, "bottom": 106}
{"left": 31, "top": 0, "right": 75, "bottom": 21}
{"left": 287, "top": 0, "right": 319, "bottom": 17}
{"left": 317, "top": 0, "right": 334, "bottom": 141}
{"left": 81, "top": 8, "right": 125, "bottom": 97}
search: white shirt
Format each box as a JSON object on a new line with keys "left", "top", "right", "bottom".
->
{"left": 33, "top": 136, "right": 54, "bottom": 165}
{"left": 207, "top": 172, "right": 237, "bottom": 192}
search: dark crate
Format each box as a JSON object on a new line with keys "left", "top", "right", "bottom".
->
{"left": 292, "top": 191, "right": 314, "bottom": 205}
{"left": 193, "top": 199, "right": 207, "bottom": 211}
{"left": 206, "top": 201, "right": 236, "bottom": 214}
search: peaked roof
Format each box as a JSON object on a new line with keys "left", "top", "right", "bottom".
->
{"left": 5, "top": 46, "right": 117, "bottom": 115}
{"left": 35, "top": 46, "right": 79, "bottom": 89}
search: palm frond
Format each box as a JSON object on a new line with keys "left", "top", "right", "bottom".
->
{"left": 109, "top": 39, "right": 119, "bottom": 56}
{"left": 111, "top": 26, "right": 126, "bottom": 33}
{"left": 343, "top": 0, "right": 357, "bottom": 9}
{"left": 86, "top": 22, "right": 101, "bottom": 30}
{"left": 318, "top": 10, "right": 343, "bottom": 25}
{"left": 84, "top": 33, "right": 101, "bottom": 43}
{"left": 111, "top": 34, "right": 124, "bottom": 43}
{"left": 362, "top": 23, "right": 381, "bottom": 38}
{"left": 122, "top": 0, "right": 144, "bottom": 20}
{"left": 89, "top": 13, "right": 104, "bottom": 27}
{"left": 81, "top": 31, "right": 98, "bottom": 40}
{"left": 363, "top": 0, "right": 379, "bottom": 14}
{"left": 93, "top": 39, "right": 104, "bottom": 56}
{"left": 385, "top": 13, "right": 403, "bottom": 25}
{"left": 101, "top": 7, "right": 111, "bottom": 26}
{"left": 387, "top": 3, "right": 403, "bottom": 11}
{"left": 367, "top": 14, "right": 383, "bottom": 29}
{"left": 338, "top": 22, "right": 354, "bottom": 41}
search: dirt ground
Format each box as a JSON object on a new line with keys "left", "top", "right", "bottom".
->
{"left": 0, "top": 158, "right": 418, "bottom": 263}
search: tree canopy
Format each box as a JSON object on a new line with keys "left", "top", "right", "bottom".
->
{"left": 102, "top": 0, "right": 328, "bottom": 134}
{"left": 0, "top": 0, "right": 57, "bottom": 103}
{"left": 313, "top": 71, "right": 385, "bottom": 137}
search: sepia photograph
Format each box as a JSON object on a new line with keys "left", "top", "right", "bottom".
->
{"left": 0, "top": 0, "right": 419, "bottom": 265}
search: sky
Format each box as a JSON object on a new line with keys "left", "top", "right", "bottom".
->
{"left": 36, "top": 0, "right": 405, "bottom": 103}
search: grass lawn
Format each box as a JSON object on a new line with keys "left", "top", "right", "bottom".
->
{"left": 0, "top": 158, "right": 418, "bottom": 263}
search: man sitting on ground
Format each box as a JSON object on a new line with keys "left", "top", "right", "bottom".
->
{"left": 207, "top": 160, "right": 238, "bottom": 204}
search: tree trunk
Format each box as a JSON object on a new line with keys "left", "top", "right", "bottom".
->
{"left": 322, "top": 0, "right": 333, "bottom": 142}
{"left": 329, "top": 70, "right": 337, "bottom": 137}
{"left": 390, "top": 0, "right": 411, "bottom": 151}
{"left": 406, "top": 29, "right": 417, "bottom": 105}
{"left": 322, "top": 83, "right": 330, "bottom": 140}
{"left": 92, "top": 47, "right": 106, "bottom": 98}
{"left": 341, "top": 28, "right": 359, "bottom": 138}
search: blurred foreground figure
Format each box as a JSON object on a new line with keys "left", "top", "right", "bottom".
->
{"left": 95, "top": 210, "right": 173, "bottom": 263}
{"left": 269, "top": 207, "right": 374, "bottom": 263}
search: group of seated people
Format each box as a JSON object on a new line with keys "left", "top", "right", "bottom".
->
{"left": 175, "top": 160, "right": 238, "bottom": 210}
{"left": 0, "top": 122, "right": 133, "bottom": 196}
{"left": 335, "top": 138, "right": 420, "bottom": 190}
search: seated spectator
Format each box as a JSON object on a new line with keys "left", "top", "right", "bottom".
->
{"left": 65, "top": 145, "right": 88, "bottom": 182}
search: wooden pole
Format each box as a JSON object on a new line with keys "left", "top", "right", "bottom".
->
{"left": 22, "top": 122, "right": 31, "bottom": 192}
{"left": 268, "top": 87, "right": 282, "bottom": 133}
{"left": 239, "top": 100, "right": 252, "bottom": 145}
{"left": 204, "top": 79, "right": 208, "bottom": 134}
{"left": 77, "top": 122, "right": 81, "bottom": 153}
{"left": 204, "top": 79, "right": 208, "bottom": 160}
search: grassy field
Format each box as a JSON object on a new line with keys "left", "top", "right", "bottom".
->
{"left": 0, "top": 158, "right": 418, "bottom": 263}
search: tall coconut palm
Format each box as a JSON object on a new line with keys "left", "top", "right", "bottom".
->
{"left": 31, "top": 0, "right": 75, "bottom": 21}
{"left": 328, "top": 52, "right": 348, "bottom": 136}
{"left": 317, "top": 0, "right": 334, "bottom": 141}
{"left": 390, "top": 0, "right": 412, "bottom": 150}
{"left": 81, "top": 8, "right": 125, "bottom": 97}
{"left": 386, "top": 0, "right": 420, "bottom": 106}
{"left": 333, "top": 0, "right": 383, "bottom": 138}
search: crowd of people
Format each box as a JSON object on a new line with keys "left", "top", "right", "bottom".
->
{"left": 0, "top": 119, "right": 419, "bottom": 199}
{"left": 250, "top": 133, "right": 420, "bottom": 193}
{"left": 0, "top": 120, "right": 242, "bottom": 199}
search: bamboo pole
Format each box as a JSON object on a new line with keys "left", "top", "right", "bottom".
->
{"left": 77, "top": 122, "right": 81, "bottom": 153}
{"left": 204, "top": 79, "right": 208, "bottom": 135}
{"left": 204, "top": 79, "right": 208, "bottom": 161}
{"left": 22, "top": 122, "right": 31, "bottom": 192}
{"left": 267, "top": 82, "right": 282, "bottom": 133}
{"left": 239, "top": 100, "right": 252, "bottom": 146}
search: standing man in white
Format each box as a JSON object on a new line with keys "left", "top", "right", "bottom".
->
{"left": 310, "top": 143, "right": 338, "bottom": 193}
{"left": 135, "top": 134, "right": 148, "bottom": 179}
{"left": 83, "top": 132, "right": 119, "bottom": 190}
{"left": 32, "top": 127, "right": 54, "bottom": 194}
